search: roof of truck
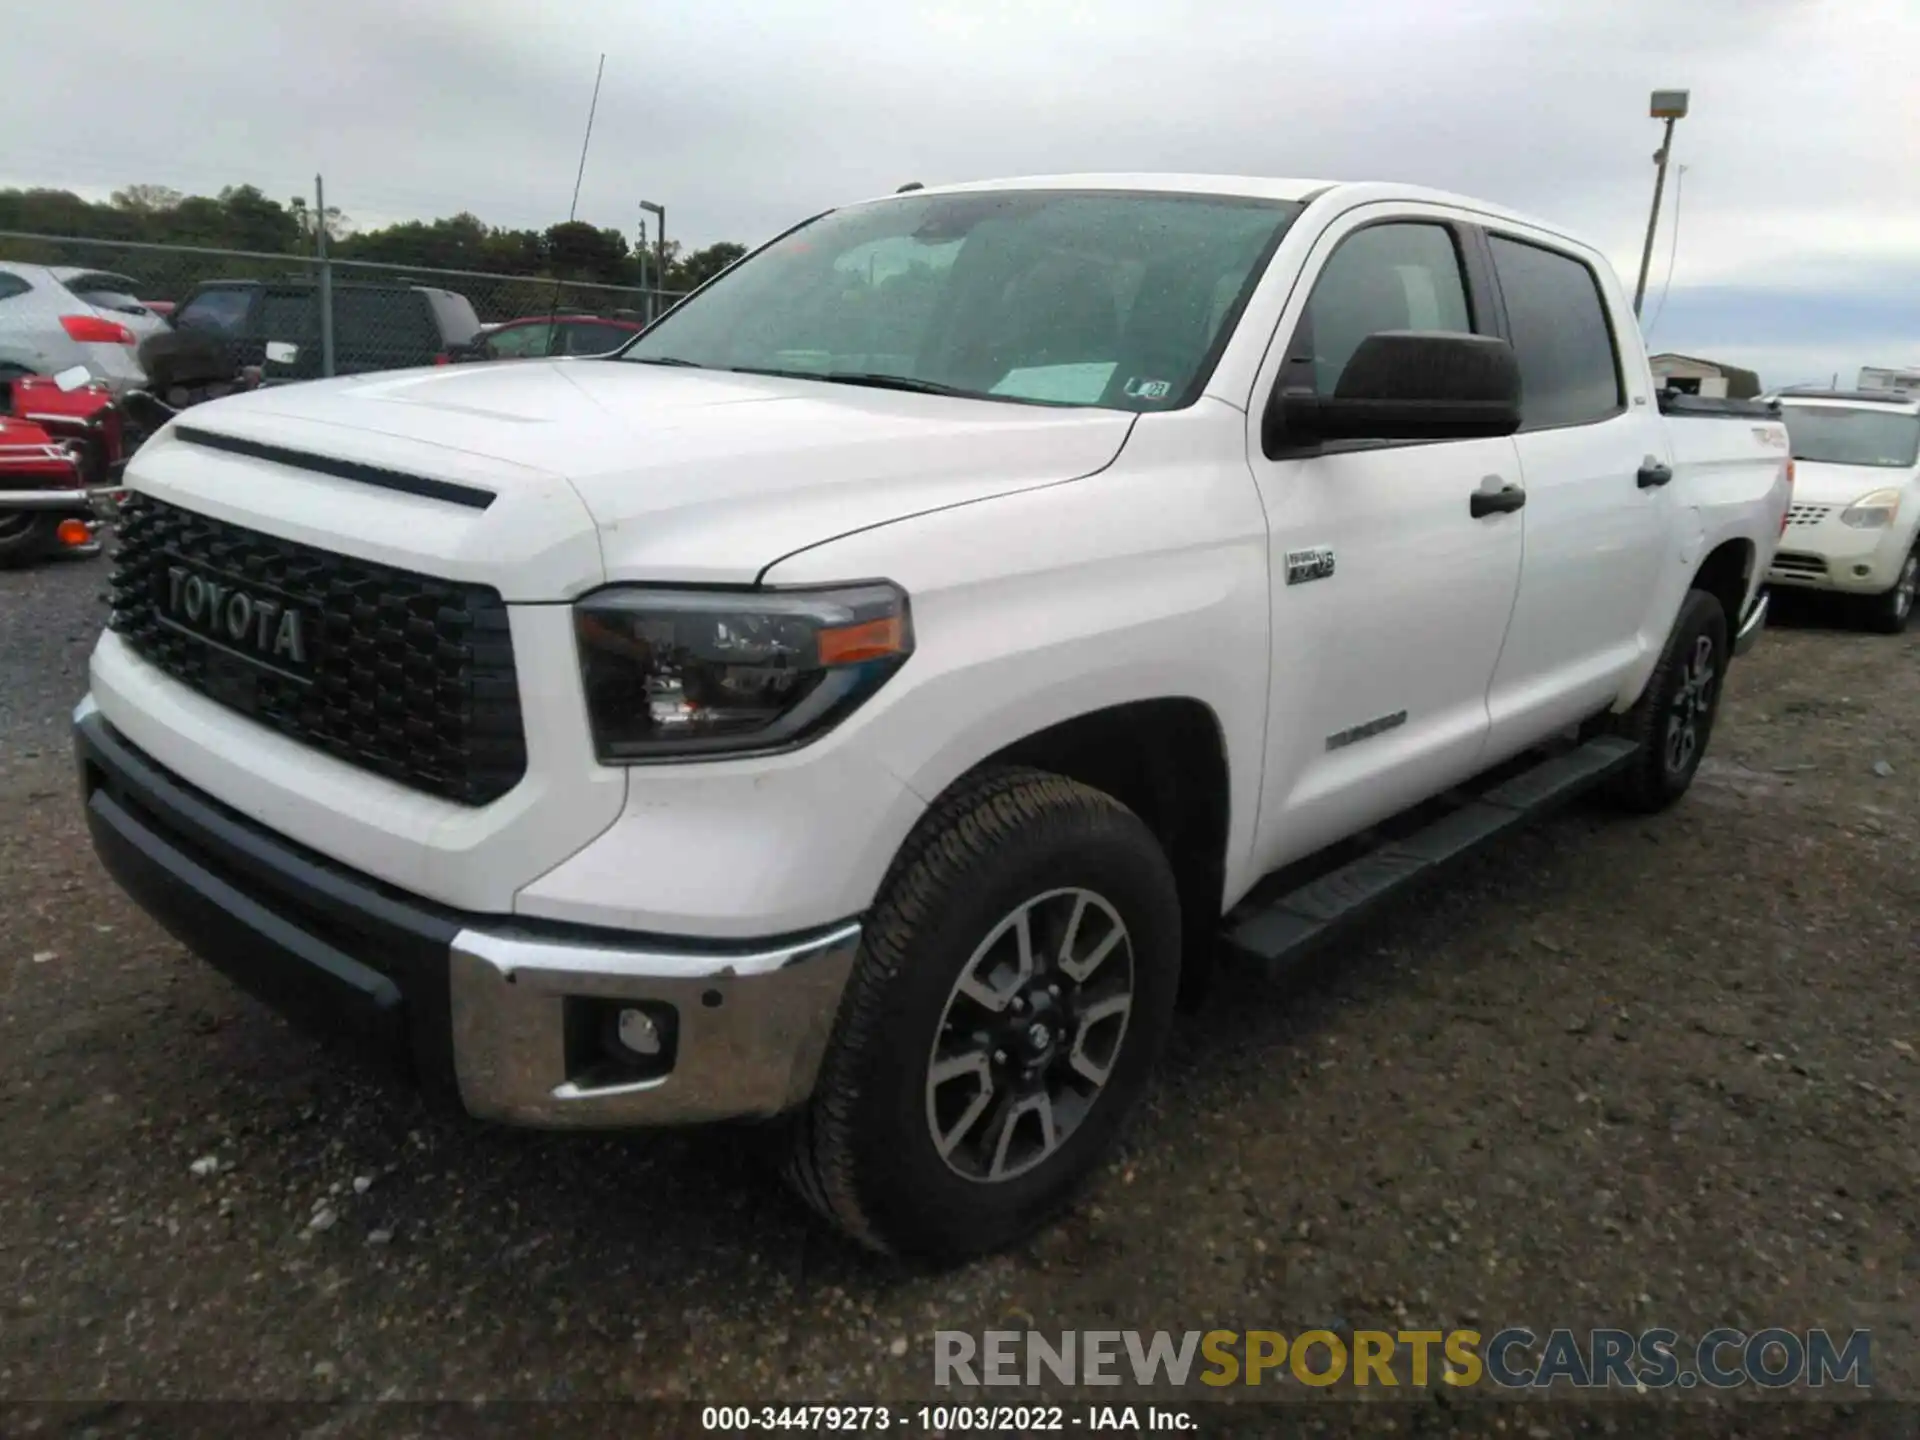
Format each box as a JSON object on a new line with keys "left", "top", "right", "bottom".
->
{"left": 855, "top": 173, "right": 1583, "bottom": 242}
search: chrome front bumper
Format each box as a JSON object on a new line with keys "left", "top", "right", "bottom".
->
{"left": 76, "top": 701, "right": 861, "bottom": 1130}
{"left": 450, "top": 923, "right": 861, "bottom": 1127}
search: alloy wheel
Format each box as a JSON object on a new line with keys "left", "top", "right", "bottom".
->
{"left": 925, "top": 887, "right": 1135, "bottom": 1183}
{"left": 1663, "top": 633, "right": 1717, "bottom": 776}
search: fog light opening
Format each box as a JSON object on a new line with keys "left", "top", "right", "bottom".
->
{"left": 1853, "top": 563, "right": 1873, "bottom": 577}
{"left": 563, "top": 997, "right": 679, "bottom": 1089}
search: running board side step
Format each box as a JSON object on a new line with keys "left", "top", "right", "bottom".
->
{"left": 1222, "top": 735, "right": 1639, "bottom": 972}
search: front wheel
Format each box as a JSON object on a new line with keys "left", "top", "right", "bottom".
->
{"left": 0, "top": 511, "right": 56, "bottom": 569}
{"left": 1607, "top": 588, "right": 1729, "bottom": 813}
{"left": 786, "top": 766, "right": 1181, "bottom": 1262}
{"left": 1858, "top": 547, "right": 1918, "bottom": 635}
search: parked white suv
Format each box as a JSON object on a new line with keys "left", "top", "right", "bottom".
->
{"left": 1765, "top": 388, "right": 1920, "bottom": 631}
{"left": 75, "top": 175, "right": 1790, "bottom": 1259}
{"left": 0, "top": 263, "right": 165, "bottom": 392}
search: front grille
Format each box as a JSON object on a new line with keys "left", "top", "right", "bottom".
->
{"left": 108, "top": 493, "right": 528, "bottom": 806}
{"left": 1785, "top": 503, "right": 1835, "bottom": 527}
{"left": 1769, "top": 551, "right": 1828, "bottom": 579}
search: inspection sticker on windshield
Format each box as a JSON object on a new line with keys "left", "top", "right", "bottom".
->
{"left": 990, "top": 363, "right": 1116, "bottom": 403}
{"left": 1124, "top": 377, "right": 1172, "bottom": 401}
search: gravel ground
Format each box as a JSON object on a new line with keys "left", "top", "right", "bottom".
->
{"left": 1, "top": 556, "right": 1914, "bottom": 1432}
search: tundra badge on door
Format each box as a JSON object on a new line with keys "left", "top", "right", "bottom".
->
{"left": 1285, "top": 546, "right": 1337, "bottom": 586}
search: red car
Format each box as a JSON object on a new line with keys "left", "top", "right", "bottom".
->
{"left": 0, "top": 382, "right": 125, "bottom": 566}
{"left": 459, "top": 314, "right": 645, "bottom": 362}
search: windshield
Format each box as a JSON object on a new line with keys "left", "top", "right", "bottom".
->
{"left": 1778, "top": 405, "right": 1920, "bottom": 468}
{"left": 619, "top": 190, "right": 1302, "bottom": 411}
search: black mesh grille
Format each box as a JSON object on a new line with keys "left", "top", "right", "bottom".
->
{"left": 108, "top": 493, "right": 528, "bottom": 806}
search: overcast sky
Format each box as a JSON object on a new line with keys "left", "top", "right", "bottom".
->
{"left": 4, "top": 0, "right": 1915, "bottom": 387}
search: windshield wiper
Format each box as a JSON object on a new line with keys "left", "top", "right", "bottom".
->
{"left": 727, "top": 366, "right": 975, "bottom": 398}
{"left": 625, "top": 355, "right": 706, "bottom": 368}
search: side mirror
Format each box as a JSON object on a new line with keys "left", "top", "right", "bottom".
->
{"left": 1265, "top": 331, "right": 1521, "bottom": 451}
{"left": 265, "top": 341, "right": 300, "bottom": 365}
{"left": 53, "top": 365, "right": 94, "bottom": 392}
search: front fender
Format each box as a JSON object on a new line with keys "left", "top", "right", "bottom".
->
{"left": 762, "top": 408, "right": 1273, "bottom": 906}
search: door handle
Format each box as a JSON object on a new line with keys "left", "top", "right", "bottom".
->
{"left": 1637, "top": 457, "right": 1674, "bottom": 489}
{"left": 1470, "top": 479, "right": 1527, "bottom": 518}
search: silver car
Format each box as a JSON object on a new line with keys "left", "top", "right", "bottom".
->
{"left": 0, "top": 263, "right": 169, "bottom": 393}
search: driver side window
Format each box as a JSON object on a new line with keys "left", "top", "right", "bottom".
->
{"left": 1290, "top": 223, "right": 1473, "bottom": 395}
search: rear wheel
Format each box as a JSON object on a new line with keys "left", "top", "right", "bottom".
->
{"left": 1607, "top": 588, "right": 1729, "bottom": 813}
{"left": 1857, "top": 547, "right": 1918, "bottom": 634}
{"left": 786, "top": 766, "right": 1181, "bottom": 1262}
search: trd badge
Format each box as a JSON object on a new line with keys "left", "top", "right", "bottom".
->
{"left": 1285, "top": 546, "right": 1336, "bottom": 586}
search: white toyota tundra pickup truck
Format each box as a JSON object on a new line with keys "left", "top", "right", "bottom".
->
{"left": 75, "top": 174, "right": 1792, "bottom": 1260}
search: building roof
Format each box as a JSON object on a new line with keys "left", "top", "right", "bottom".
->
{"left": 1649, "top": 352, "right": 1762, "bottom": 398}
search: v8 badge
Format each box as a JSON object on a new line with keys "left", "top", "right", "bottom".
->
{"left": 1285, "top": 546, "right": 1336, "bottom": 585}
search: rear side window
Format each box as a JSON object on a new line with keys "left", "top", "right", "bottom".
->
{"left": 74, "top": 287, "right": 149, "bottom": 316}
{"left": 65, "top": 273, "right": 149, "bottom": 315}
{"left": 1292, "top": 223, "right": 1473, "bottom": 395}
{"left": 0, "top": 272, "right": 31, "bottom": 302}
{"left": 178, "top": 288, "right": 253, "bottom": 334}
{"left": 1488, "top": 235, "right": 1623, "bottom": 430}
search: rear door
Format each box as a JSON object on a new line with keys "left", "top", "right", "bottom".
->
{"left": 1244, "top": 206, "right": 1526, "bottom": 869}
{"left": 1479, "top": 227, "right": 1675, "bottom": 759}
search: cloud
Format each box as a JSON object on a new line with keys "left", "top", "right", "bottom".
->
{"left": 1, "top": 0, "right": 1915, "bottom": 375}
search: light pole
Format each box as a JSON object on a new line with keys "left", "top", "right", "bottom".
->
{"left": 640, "top": 200, "right": 666, "bottom": 320}
{"left": 1633, "top": 89, "right": 1689, "bottom": 319}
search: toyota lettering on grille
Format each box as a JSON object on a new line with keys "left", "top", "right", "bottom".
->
{"left": 163, "top": 563, "right": 310, "bottom": 670}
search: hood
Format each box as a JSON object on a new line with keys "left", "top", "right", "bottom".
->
{"left": 170, "top": 359, "right": 1136, "bottom": 589}
{"left": 1789, "top": 459, "right": 1917, "bottom": 507}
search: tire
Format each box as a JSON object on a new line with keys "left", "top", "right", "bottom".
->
{"left": 0, "top": 511, "right": 56, "bottom": 569}
{"left": 786, "top": 765, "right": 1182, "bottom": 1262}
{"left": 1606, "top": 588, "right": 1729, "bottom": 813}
{"left": 1857, "top": 547, "right": 1918, "bottom": 635}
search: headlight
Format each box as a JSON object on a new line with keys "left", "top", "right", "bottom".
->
{"left": 1840, "top": 488, "right": 1902, "bottom": 528}
{"left": 574, "top": 582, "right": 913, "bottom": 762}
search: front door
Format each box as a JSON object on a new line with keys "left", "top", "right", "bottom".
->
{"left": 1245, "top": 210, "right": 1526, "bottom": 874}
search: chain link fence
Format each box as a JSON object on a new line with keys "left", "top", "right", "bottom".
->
{"left": 0, "top": 231, "right": 685, "bottom": 381}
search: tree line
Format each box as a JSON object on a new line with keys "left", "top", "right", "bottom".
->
{"left": 0, "top": 183, "right": 749, "bottom": 293}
